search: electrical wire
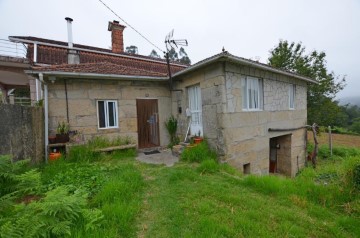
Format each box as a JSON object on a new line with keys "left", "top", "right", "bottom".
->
{"left": 97, "top": 0, "right": 165, "bottom": 53}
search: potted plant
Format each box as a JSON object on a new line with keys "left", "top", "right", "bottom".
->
{"left": 194, "top": 130, "right": 203, "bottom": 144}
{"left": 56, "top": 121, "right": 70, "bottom": 143}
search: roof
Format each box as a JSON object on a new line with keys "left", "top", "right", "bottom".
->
{"left": 9, "top": 36, "right": 187, "bottom": 76}
{"left": 9, "top": 36, "right": 187, "bottom": 66}
{"left": 30, "top": 62, "right": 167, "bottom": 77}
{"left": 174, "top": 51, "right": 318, "bottom": 84}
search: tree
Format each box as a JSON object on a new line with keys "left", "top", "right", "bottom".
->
{"left": 268, "top": 40, "right": 346, "bottom": 126}
{"left": 168, "top": 48, "right": 178, "bottom": 61}
{"left": 350, "top": 118, "right": 360, "bottom": 134}
{"left": 149, "top": 49, "right": 160, "bottom": 58}
{"left": 125, "top": 45, "right": 138, "bottom": 54}
{"left": 178, "top": 47, "right": 191, "bottom": 65}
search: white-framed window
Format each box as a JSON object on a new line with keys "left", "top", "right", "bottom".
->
{"left": 289, "top": 84, "right": 295, "bottom": 109}
{"left": 97, "top": 100, "right": 118, "bottom": 129}
{"left": 242, "top": 76, "right": 263, "bottom": 110}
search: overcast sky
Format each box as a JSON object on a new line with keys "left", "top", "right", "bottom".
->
{"left": 0, "top": 0, "right": 359, "bottom": 98}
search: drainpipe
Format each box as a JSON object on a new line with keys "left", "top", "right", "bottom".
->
{"left": 35, "top": 79, "right": 39, "bottom": 101}
{"left": 39, "top": 73, "right": 48, "bottom": 163}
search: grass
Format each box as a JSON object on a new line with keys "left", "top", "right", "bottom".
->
{"left": 1, "top": 139, "right": 360, "bottom": 237}
{"left": 139, "top": 161, "right": 360, "bottom": 238}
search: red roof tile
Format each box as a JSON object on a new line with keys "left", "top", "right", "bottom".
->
{"left": 31, "top": 62, "right": 168, "bottom": 77}
{"left": 10, "top": 36, "right": 187, "bottom": 76}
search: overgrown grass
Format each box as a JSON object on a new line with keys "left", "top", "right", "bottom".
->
{"left": 181, "top": 141, "right": 217, "bottom": 163}
{"left": 88, "top": 136, "right": 135, "bottom": 149}
{"left": 2, "top": 138, "right": 360, "bottom": 237}
{"left": 140, "top": 163, "right": 360, "bottom": 237}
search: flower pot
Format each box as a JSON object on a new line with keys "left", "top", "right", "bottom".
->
{"left": 194, "top": 137, "right": 203, "bottom": 144}
{"left": 56, "top": 133, "right": 69, "bottom": 143}
{"left": 48, "top": 136, "right": 56, "bottom": 144}
{"left": 49, "top": 152, "right": 61, "bottom": 161}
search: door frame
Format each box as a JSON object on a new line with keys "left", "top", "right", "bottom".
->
{"left": 269, "top": 137, "right": 278, "bottom": 173}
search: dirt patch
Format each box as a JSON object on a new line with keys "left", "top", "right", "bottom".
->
{"left": 17, "top": 194, "right": 42, "bottom": 204}
{"left": 308, "top": 131, "right": 360, "bottom": 148}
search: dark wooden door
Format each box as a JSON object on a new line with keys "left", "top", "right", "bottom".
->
{"left": 269, "top": 138, "right": 277, "bottom": 173}
{"left": 136, "top": 99, "right": 160, "bottom": 148}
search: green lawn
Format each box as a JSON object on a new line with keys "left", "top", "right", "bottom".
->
{"left": 1, "top": 142, "right": 360, "bottom": 237}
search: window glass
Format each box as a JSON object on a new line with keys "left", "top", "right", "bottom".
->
{"left": 97, "top": 100, "right": 118, "bottom": 129}
{"left": 98, "top": 101, "right": 106, "bottom": 128}
{"left": 242, "top": 76, "right": 263, "bottom": 110}
{"left": 108, "top": 101, "right": 115, "bottom": 127}
{"left": 289, "top": 84, "right": 295, "bottom": 109}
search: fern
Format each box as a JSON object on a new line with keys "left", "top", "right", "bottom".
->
{"left": 0, "top": 186, "right": 104, "bottom": 237}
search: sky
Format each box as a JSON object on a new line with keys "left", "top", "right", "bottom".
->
{"left": 0, "top": 0, "right": 359, "bottom": 98}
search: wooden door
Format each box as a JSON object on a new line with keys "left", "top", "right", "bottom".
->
{"left": 136, "top": 99, "right": 160, "bottom": 148}
{"left": 269, "top": 138, "right": 277, "bottom": 173}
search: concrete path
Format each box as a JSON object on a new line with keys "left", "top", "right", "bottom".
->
{"left": 136, "top": 148, "right": 179, "bottom": 167}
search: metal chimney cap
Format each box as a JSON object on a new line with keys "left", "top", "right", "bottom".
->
{"left": 65, "top": 17, "right": 73, "bottom": 22}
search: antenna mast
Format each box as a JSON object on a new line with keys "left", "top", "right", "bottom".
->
{"left": 164, "top": 29, "right": 188, "bottom": 90}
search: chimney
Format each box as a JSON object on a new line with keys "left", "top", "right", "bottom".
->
{"left": 108, "top": 20, "right": 126, "bottom": 53}
{"left": 65, "top": 17, "right": 80, "bottom": 64}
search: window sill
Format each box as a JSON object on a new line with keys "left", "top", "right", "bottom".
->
{"left": 98, "top": 126, "right": 119, "bottom": 130}
{"left": 242, "top": 109, "right": 263, "bottom": 112}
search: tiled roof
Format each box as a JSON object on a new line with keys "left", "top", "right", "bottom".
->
{"left": 31, "top": 62, "right": 168, "bottom": 77}
{"left": 174, "top": 51, "right": 317, "bottom": 84}
{"left": 9, "top": 36, "right": 187, "bottom": 74}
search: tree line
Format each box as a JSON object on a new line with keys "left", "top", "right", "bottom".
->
{"left": 125, "top": 45, "right": 191, "bottom": 65}
{"left": 268, "top": 40, "right": 359, "bottom": 134}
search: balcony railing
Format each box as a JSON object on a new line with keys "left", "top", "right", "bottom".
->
{"left": 0, "top": 39, "right": 27, "bottom": 58}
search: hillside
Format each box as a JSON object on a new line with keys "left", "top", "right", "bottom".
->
{"left": 339, "top": 96, "right": 360, "bottom": 107}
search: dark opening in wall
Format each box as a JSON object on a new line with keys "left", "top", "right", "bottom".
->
{"left": 243, "top": 163, "right": 250, "bottom": 174}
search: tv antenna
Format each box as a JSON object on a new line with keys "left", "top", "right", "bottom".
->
{"left": 165, "top": 29, "right": 188, "bottom": 51}
{"left": 164, "top": 29, "right": 188, "bottom": 90}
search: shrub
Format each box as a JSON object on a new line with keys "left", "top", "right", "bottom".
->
{"left": 342, "top": 156, "right": 360, "bottom": 190}
{"left": 0, "top": 155, "right": 41, "bottom": 215}
{"left": 165, "top": 115, "right": 179, "bottom": 147}
{"left": 181, "top": 141, "right": 217, "bottom": 163}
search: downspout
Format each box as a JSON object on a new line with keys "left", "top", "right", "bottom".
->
{"left": 64, "top": 79, "right": 69, "bottom": 123}
{"left": 39, "top": 73, "right": 48, "bottom": 163}
{"left": 35, "top": 79, "right": 39, "bottom": 101}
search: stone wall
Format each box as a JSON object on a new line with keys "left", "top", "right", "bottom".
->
{"left": 172, "top": 62, "right": 225, "bottom": 151}
{"left": 221, "top": 62, "right": 307, "bottom": 176}
{"left": 47, "top": 78, "right": 171, "bottom": 146}
{"left": 0, "top": 104, "right": 44, "bottom": 163}
{"left": 173, "top": 61, "right": 308, "bottom": 177}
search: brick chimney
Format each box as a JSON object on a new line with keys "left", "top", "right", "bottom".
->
{"left": 108, "top": 20, "right": 126, "bottom": 53}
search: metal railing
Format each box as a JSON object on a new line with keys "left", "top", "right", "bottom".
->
{"left": 0, "top": 39, "right": 27, "bottom": 58}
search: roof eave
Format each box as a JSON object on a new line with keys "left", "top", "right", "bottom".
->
{"left": 173, "top": 54, "right": 318, "bottom": 84}
{"left": 172, "top": 54, "right": 226, "bottom": 78}
{"left": 24, "top": 70, "right": 169, "bottom": 82}
{"left": 226, "top": 55, "right": 318, "bottom": 84}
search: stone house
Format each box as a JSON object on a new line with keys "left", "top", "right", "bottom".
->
{"left": 15, "top": 19, "right": 316, "bottom": 176}
{"left": 171, "top": 53, "right": 316, "bottom": 176}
